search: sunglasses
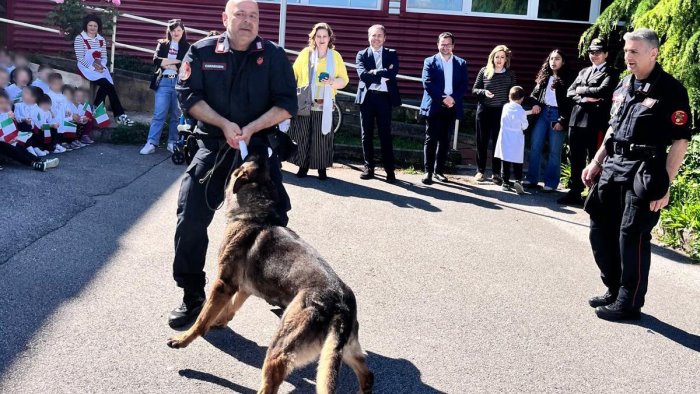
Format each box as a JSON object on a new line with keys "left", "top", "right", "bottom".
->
{"left": 168, "top": 19, "right": 182, "bottom": 28}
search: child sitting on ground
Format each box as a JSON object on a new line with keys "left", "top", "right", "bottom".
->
{"left": 73, "top": 87, "right": 95, "bottom": 145}
{"left": 13, "top": 86, "right": 48, "bottom": 157}
{"left": 0, "top": 69, "right": 10, "bottom": 89}
{"left": 7, "top": 66, "right": 32, "bottom": 104}
{"left": 32, "top": 64, "right": 54, "bottom": 94}
{"left": 37, "top": 93, "right": 65, "bottom": 154}
{"left": 494, "top": 86, "right": 529, "bottom": 195}
{"left": 61, "top": 85, "right": 86, "bottom": 149}
{"left": 0, "top": 89, "right": 59, "bottom": 171}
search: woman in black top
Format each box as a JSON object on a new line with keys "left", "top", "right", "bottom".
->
{"left": 140, "top": 19, "right": 190, "bottom": 155}
{"left": 472, "top": 45, "right": 516, "bottom": 183}
{"left": 525, "top": 49, "right": 574, "bottom": 191}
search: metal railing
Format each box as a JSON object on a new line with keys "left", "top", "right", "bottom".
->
{"left": 2, "top": 7, "right": 463, "bottom": 149}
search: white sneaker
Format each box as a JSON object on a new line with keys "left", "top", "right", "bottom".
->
{"left": 543, "top": 185, "right": 555, "bottom": 192}
{"left": 44, "top": 157, "right": 60, "bottom": 169}
{"left": 474, "top": 172, "right": 486, "bottom": 182}
{"left": 26, "top": 146, "right": 38, "bottom": 156}
{"left": 140, "top": 143, "right": 156, "bottom": 155}
{"left": 35, "top": 148, "right": 48, "bottom": 157}
{"left": 53, "top": 144, "right": 66, "bottom": 154}
{"left": 167, "top": 142, "right": 175, "bottom": 153}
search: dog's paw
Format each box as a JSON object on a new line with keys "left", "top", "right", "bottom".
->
{"left": 166, "top": 336, "right": 188, "bottom": 349}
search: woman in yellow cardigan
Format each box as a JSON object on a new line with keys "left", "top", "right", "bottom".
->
{"left": 288, "top": 22, "right": 348, "bottom": 180}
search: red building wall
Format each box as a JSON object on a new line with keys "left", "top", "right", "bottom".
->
{"left": 6, "top": 0, "right": 590, "bottom": 98}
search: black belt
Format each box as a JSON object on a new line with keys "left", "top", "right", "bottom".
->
{"left": 611, "top": 141, "right": 661, "bottom": 158}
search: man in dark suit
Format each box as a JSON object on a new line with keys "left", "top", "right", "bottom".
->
{"left": 419, "top": 32, "right": 468, "bottom": 185}
{"left": 559, "top": 38, "right": 619, "bottom": 205}
{"left": 355, "top": 24, "right": 401, "bottom": 183}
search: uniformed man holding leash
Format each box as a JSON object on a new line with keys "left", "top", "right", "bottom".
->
{"left": 168, "top": 0, "right": 297, "bottom": 328}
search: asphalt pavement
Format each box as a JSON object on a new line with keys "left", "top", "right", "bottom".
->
{"left": 1, "top": 144, "right": 698, "bottom": 393}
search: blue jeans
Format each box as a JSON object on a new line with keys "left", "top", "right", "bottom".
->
{"left": 526, "top": 106, "right": 566, "bottom": 188}
{"left": 147, "top": 77, "right": 180, "bottom": 146}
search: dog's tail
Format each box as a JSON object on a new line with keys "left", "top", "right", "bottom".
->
{"left": 316, "top": 314, "right": 346, "bottom": 394}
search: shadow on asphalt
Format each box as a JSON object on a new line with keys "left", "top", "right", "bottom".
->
{"left": 0, "top": 149, "right": 180, "bottom": 377}
{"left": 195, "top": 325, "right": 445, "bottom": 393}
{"left": 626, "top": 315, "right": 700, "bottom": 352}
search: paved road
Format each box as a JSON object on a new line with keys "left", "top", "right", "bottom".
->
{"left": 1, "top": 145, "right": 698, "bottom": 394}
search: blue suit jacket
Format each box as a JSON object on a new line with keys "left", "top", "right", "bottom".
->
{"left": 419, "top": 54, "right": 468, "bottom": 119}
{"left": 355, "top": 47, "right": 402, "bottom": 107}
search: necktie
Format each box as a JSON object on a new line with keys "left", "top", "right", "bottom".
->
{"left": 374, "top": 51, "right": 382, "bottom": 69}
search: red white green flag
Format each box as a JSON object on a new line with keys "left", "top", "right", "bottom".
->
{"left": 94, "top": 102, "right": 110, "bottom": 128}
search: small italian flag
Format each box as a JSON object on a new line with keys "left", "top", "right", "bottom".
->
{"left": 94, "top": 102, "right": 110, "bottom": 128}
{"left": 81, "top": 101, "right": 92, "bottom": 118}
{"left": 60, "top": 120, "right": 78, "bottom": 139}
{"left": 12, "top": 94, "right": 21, "bottom": 104}
{"left": 0, "top": 114, "right": 18, "bottom": 143}
{"left": 41, "top": 124, "right": 52, "bottom": 144}
{"left": 14, "top": 131, "right": 33, "bottom": 146}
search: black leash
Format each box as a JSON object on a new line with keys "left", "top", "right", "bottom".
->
{"left": 199, "top": 144, "right": 240, "bottom": 211}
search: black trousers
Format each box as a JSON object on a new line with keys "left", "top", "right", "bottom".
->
{"left": 0, "top": 141, "right": 37, "bottom": 166}
{"left": 424, "top": 106, "right": 455, "bottom": 174}
{"left": 172, "top": 137, "right": 291, "bottom": 296}
{"left": 360, "top": 91, "right": 395, "bottom": 173}
{"left": 92, "top": 78, "right": 125, "bottom": 117}
{"left": 589, "top": 181, "right": 660, "bottom": 308}
{"left": 475, "top": 105, "right": 503, "bottom": 174}
{"left": 501, "top": 161, "right": 523, "bottom": 183}
{"left": 568, "top": 125, "right": 600, "bottom": 194}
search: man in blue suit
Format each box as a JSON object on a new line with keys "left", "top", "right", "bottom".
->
{"left": 355, "top": 24, "right": 402, "bottom": 183}
{"left": 420, "top": 32, "right": 468, "bottom": 185}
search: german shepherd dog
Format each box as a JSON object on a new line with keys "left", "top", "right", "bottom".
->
{"left": 166, "top": 154, "right": 373, "bottom": 394}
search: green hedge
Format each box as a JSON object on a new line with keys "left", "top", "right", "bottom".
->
{"left": 658, "top": 135, "right": 700, "bottom": 262}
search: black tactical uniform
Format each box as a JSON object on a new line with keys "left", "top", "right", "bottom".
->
{"left": 170, "top": 33, "right": 297, "bottom": 323}
{"left": 586, "top": 63, "right": 692, "bottom": 318}
{"left": 563, "top": 43, "right": 619, "bottom": 204}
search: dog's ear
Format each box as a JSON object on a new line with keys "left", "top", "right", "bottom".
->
{"left": 230, "top": 161, "right": 260, "bottom": 194}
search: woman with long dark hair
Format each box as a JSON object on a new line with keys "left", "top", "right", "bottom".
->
{"left": 73, "top": 14, "right": 134, "bottom": 126}
{"left": 140, "top": 19, "right": 190, "bottom": 155}
{"left": 525, "top": 49, "right": 573, "bottom": 191}
{"left": 472, "top": 44, "right": 516, "bottom": 183}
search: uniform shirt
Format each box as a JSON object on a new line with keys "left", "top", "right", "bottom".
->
{"left": 13, "top": 102, "right": 38, "bottom": 124}
{"left": 567, "top": 63, "right": 619, "bottom": 129}
{"left": 32, "top": 79, "right": 50, "bottom": 94}
{"left": 47, "top": 90, "right": 68, "bottom": 124}
{"left": 177, "top": 33, "right": 297, "bottom": 140}
{"left": 602, "top": 63, "right": 693, "bottom": 183}
{"left": 6, "top": 84, "right": 23, "bottom": 103}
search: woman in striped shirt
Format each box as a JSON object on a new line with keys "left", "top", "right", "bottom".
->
{"left": 73, "top": 14, "right": 134, "bottom": 126}
{"left": 472, "top": 45, "right": 516, "bottom": 184}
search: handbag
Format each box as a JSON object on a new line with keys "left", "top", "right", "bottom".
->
{"left": 296, "top": 51, "right": 314, "bottom": 117}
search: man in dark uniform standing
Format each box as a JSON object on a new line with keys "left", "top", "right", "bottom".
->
{"left": 582, "top": 28, "right": 693, "bottom": 321}
{"left": 559, "top": 38, "right": 619, "bottom": 206}
{"left": 168, "top": 0, "right": 297, "bottom": 328}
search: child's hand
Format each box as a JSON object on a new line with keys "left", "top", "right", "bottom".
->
{"left": 72, "top": 114, "right": 81, "bottom": 122}
{"left": 51, "top": 123, "right": 59, "bottom": 128}
{"left": 23, "top": 118, "right": 31, "bottom": 124}
{"left": 8, "top": 111, "right": 15, "bottom": 120}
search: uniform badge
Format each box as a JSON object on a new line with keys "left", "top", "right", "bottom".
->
{"left": 671, "top": 110, "right": 689, "bottom": 126}
{"left": 256, "top": 56, "right": 264, "bottom": 65}
{"left": 642, "top": 98, "right": 657, "bottom": 108}
{"left": 179, "top": 62, "right": 191, "bottom": 81}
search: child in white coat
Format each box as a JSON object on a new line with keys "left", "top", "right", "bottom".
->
{"left": 494, "top": 86, "right": 529, "bottom": 194}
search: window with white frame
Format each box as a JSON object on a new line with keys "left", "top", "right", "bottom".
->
{"left": 258, "top": 0, "right": 380, "bottom": 10}
{"left": 406, "top": 0, "right": 607, "bottom": 23}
